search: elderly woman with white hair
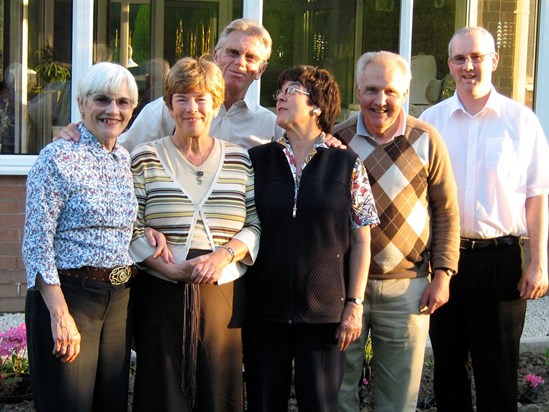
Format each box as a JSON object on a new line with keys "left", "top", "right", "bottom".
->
{"left": 23, "top": 62, "right": 143, "bottom": 412}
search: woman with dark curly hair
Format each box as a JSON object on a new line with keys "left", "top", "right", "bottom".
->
{"left": 244, "top": 65, "right": 379, "bottom": 411}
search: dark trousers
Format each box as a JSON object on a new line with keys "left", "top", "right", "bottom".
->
{"left": 243, "top": 320, "right": 345, "bottom": 412}
{"left": 25, "top": 276, "right": 132, "bottom": 412}
{"left": 132, "top": 273, "right": 245, "bottom": 412}
{"left": 430, "top": 244, "right": 526, "bottom": 412}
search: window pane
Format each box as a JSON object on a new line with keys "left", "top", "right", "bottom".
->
{"left": 478, "top": 0, "right": 538, "bottom": 109}
{"left": 263, "top": 0, "right": 358, "bottom": 119}
{"left": 363, "top": 0, "right": 401, "bottom": 53}
{"left": 409, "top": 0, "right": 464, "bottom": 116}
{"left": 95, "top": 1, "right": 234, "bottom": 123}
{"left": 411, "top": 0, "right": 540, "bottom": 113}
{"left": 1, "top": 0, "right": 72, "bottom": 155}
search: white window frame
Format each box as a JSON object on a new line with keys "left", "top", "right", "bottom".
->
{"left": 2, "top": 0, "right": 548, "bottom": 175}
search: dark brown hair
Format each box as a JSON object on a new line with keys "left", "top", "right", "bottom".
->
{"left": 276, "top": 65, "right": 341, "bottom": 133}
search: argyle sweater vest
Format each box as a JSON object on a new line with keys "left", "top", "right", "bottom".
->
{"left": 334, "top": 115, "right": 459, "bottom": 279}
{"left": 247, "top": 142, "right": 358, "bottom": 323}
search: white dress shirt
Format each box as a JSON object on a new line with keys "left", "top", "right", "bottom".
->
{"left": 119, "top": 96, "right": 283, "bottom": 152}
{"left": 420, "top": 89, "right": 549, "bottom": 238}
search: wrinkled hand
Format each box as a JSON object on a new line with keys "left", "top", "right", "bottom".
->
{"left": 336, "top": 303, "right": 363, "bottom": 351}
{"left": 50, "top": 311, "right": 81, "bottom": 363}
{"left": 187, "top": 249, "right": 233, "bottom": 284}
{"left": 52, "top": 122, "right": 81, "bottom": 142}
{"left": 519, "top": 263, "right": 548, "bottom": 300}
{"left": 145, "top": 227, "right": 174, "bottom": 263}
{"left": 324, "top": 133, "right": 346, "bottom": 149}
{"left": 419, "top": 271, "right": 451, "bottom": 315}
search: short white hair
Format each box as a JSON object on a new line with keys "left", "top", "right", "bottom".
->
{"left": 355, "top": 51, "right": 411, "bottom": 93}
{"left": 76, "top": 62, "right": 138, "bottom": 107}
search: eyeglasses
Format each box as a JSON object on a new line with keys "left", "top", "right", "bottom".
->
{"left": 224, "top": 48, "right": 262, "bottom": 65}
{"left": 91, "top": 94, "right": 134, "bottom": 110}
{"left": 450, "top": 53, "right": 493, "bottom": 65}
{"left": 273, "top": 86, "right": 310, "bottom": 101}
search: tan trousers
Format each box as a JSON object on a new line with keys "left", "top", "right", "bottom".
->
{"left": 339, "top": 277, "right": 430, "bottom": 412}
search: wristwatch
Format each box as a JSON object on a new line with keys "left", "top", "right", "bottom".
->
{"left": 435, "top": 267, "right": 456, "bottom": 277}
{"left": 345, "top": 297, "right": 363, "bottom": 305}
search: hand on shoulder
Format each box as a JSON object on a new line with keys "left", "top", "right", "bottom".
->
{"left": 52, "top": 122, "right": 82, "bottom": 143}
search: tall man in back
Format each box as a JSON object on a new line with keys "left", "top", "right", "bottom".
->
{"left": 58, "top": 18, "right": 283, "bottom": 150}
{"left": 335, "top": 51, "right": 460, "bottom": 412}
{"left": 420, "top": 26, "right": 549, "bottom": 412}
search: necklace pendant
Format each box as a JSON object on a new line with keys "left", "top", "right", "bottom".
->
{"left": 196, "top": 170, "right": 204, "bottom": 185}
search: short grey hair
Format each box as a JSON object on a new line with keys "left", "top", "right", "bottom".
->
{"left": 214, "top": 18, "right": 273, "bottom": 61}
{"left": 448, "top": 26, "right": 496, "bottom": 56}
{"left": 76, "top": 62, "right": 138, "bottom": 108}
{"left": 355, "top": 51, "right": 412, "bottom": 92}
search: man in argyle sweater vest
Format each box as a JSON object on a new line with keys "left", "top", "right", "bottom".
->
{"left": 335, "top": 51, "right": 460, "bottom": 412}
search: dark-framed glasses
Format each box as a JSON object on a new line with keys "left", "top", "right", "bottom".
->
{"left": 450, "top": 53, "right": 493, "bottom": 65}
{"left": 91, "top": 94, "right": 134, "bottom": 110}
{"left": 273, "top": 86, "right": 310, "bottom": 101}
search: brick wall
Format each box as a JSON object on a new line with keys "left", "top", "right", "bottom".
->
{"left": 0, "top": 175, "right": 27, "bottom": 312}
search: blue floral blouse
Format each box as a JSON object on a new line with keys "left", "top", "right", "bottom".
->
{"left": 22, "top": 124, "right": 137, "bottom": 288}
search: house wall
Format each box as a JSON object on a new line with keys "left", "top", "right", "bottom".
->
{"left": 0, "top": 175, "right": 27, "bottom": 312}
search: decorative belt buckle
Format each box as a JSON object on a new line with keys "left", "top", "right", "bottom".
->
{"left": 109, "top": 266, "right": 131, "bottom": 285}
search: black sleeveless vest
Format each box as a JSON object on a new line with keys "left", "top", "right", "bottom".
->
{"left": 247, "top": 142, "right": 358, "bottom": 324}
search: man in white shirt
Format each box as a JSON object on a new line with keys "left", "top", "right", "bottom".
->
{"left": 59, "top": 18, "right": 283, "bottom": 151}
{"left": 420, "top": 26, "right": 549, "bottom": 412}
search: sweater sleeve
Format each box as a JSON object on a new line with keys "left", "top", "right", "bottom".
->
{"left": 419, "top": 118, "right": 460, "bottom": 273}
{"left": 129, "top": 145, "right": 158, "bottom": 263}
{"left": 231, "top": 154, "right": 261, "bottom": 265}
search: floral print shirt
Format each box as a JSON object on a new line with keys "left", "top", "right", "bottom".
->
{"left": 277, "top": 134, "right": 379, "bottom": 228}
{"left": 22, "top": 124, "right": 137, "bottom": 288}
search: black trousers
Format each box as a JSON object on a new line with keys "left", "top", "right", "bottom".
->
{"left": 243, "top": 320, "right": 345, "bottom": 412}
{"left": 430, "top": 243, "right": 527, "bottom": 412}
{"left": 132, "top": 272, "right": 245, "bottom": 412}
{"left": 25, "top": 276, "right": 132, "bottom": 412}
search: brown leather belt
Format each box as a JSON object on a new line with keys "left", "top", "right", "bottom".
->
{"left": 459, "top": 236, "right": 520, "bottom": 250}
{"left": 58, "top": 266, "right": 137, "bottom": 285}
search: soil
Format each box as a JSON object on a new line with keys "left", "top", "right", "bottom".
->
{"left": 2, "top": 352, "right": 548, "bottom": 411}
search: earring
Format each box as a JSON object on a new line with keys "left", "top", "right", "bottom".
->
{"left": 313, "top": 107, "right": 321, "bottom": 116}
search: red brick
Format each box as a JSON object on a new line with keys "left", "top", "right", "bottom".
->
{"left": 0, "top": 199, "right": 23, "bottom": 213}
{"left": 0, "top": 176, "right": 27, "bottom": 186}
{"left": 0, "top": 214, "right": 25, "bottom": 228}
{"left": 0, "top": 297, "right": 26, "bottom": 312}
{"left": 0, "top": 283, "right": 28, "bottom": 299}
{"left": 0, "top": 256, "right": 17, "bottom": 269}
{"left": 0, "top": 242, "right": 23, "bottom": 255}
{"left": 0, "top": 269, "right": 26, "bottom": 283}
{"left": 0, "top": 229, "right": 22, "bottom": 242}
{"left": 0, "top": 186, "right": 26, "bottom": 199}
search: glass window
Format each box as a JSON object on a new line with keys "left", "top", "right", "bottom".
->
{"left": 477, "top": 0, "right": 538, "bottom": 109}
{"left": 410, "top": 0, "right": 540, "bottom": 113}
{"left": 263, "top": 0, "right": 359, "bottom": 120}
{"left": 95, "top": 0, "right": 243, "bottom": 123}
{"left": 0, "top": 0, "right": 240, "bottom": 156}
{"left": 1, "top": 0, "right": 73, "bottom": 155}
{"left": 409, "top": 1, "right": 464, "bottom": 116}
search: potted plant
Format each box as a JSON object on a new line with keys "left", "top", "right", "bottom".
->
{"left": 0, "top": 323, "right": 31, "bottom": 403}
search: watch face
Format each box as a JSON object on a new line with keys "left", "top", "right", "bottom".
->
{"left": 347, "top": 298, "right": 362, "bottom": 305}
